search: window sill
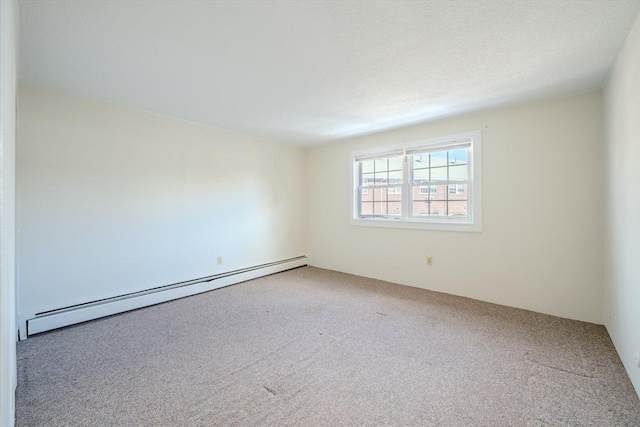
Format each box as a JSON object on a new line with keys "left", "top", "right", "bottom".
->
{"left": 350, "top": 217, "right": 482, "bottom": 232}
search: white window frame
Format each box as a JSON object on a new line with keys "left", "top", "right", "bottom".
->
{"left": 349, "top": 131, "right": 482, "bottom": 232}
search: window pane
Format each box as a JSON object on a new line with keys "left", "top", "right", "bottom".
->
{"left": 374, "top": 171, "right": 387, "bottom": 185}
{"left": 388, "top": 170, "right": 402, "bottom": 184}
{"left": 360, "top": 202, "right": 373, "bottom": 216}
{"left": 373, "top": 201, "right": 381, "bottom": 216}
{"left": 372, "top": 187, "right": 388, "bottom": 202}
{"left": 413, "top": 153, "right": 428, "bottom": 166}
{"left": 412, "top": 201, "right": 430, "bottom": 216}
{"left": 362, "top": 173, "right": 374, "bottom": 186}
{"left": 448, "top": 148, "right": 468, "bottom": 165}
{"left": 430, "top": 201, "right": 446, "bottom": 217}
{"left": 388, "top": 156, "right": 403, "bottom": 171}
{"left": 387, "top": 202, "right": 402, "bottom": 216}
{"left": 448, "top": 183, "right": 467, "bottom": 200}
{"left": 361, "top": 160, "right": 374, "bottom": 174}
{"left": 433, "top": 184, "right": 448, "bottom": 199}
{"left": 431, "top": 166, "right": 447, "bottom": 180}
{"left": 360, "top": 188, "right": 371, "bottom": 201}
{"left": 430, "top": 152, "right": 448, "bottom": 167}
{"left": 449, "top": 164, "right": 468, "bottom": 181}
{"left": 448, "top": 201, "right": 468, "bottom": 218}
{"left": 373, "top": 201, "right": 387, "bottom": 216}
{"left": 414, "top": 186, "right": 430, "bottom": 200}
{"left": 387, "top": 186, "right": 402, "bottom": 201}
{"left": 413, "top": 168, "right": 430, "bottom": 184}
{"left": 374, "top": 158, "right": 388, "bottom": 172}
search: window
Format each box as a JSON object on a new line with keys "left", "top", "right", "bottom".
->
{"left": 358, "top": 155, "right": 403, "bottom": 217}
{"left": 420, "top": 185, "right": 437, "bottom": 194}
{"left": 350, "top": 131, "right": 482, "bottom": 232}
{"left": 448, "top": 184, "right": 465, "bottom": 194}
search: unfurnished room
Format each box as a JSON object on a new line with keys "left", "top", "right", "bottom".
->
{"left": 0, "top": 0, "right": 639, "bottom": 426}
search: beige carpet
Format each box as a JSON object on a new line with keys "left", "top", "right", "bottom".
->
{"left": 16, "top": 266, "right": 640, "bottom": 426}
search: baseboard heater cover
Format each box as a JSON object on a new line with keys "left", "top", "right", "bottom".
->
{"left": 27, "top": 256, "right": 307, "bottom": 336}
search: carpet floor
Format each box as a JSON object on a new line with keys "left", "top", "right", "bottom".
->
{"left": 16, "top": 266, "right": 640, "bottom": 426}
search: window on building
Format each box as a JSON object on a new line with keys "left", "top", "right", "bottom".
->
{"left": 350, "top": 131, "right": 482, "bottom": 232}
{"left": 420, "top": 185, "right": 437, "bottom": 194}
{"left": 448, "top": 184, "right": 465, "bottom": 194}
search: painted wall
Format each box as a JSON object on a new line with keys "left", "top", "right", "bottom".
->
{"left": 308, "top": 92, "right": 603, "bottom": 324}
{"left": 0, "top": 0, "right": 18, "bottom": 425}
{"left": 603, "top": 14, "right": 640, "bottom": 396}
{"left": 17, "top": 86, "right": 307, "bottom": 330}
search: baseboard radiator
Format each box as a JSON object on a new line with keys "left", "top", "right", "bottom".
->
{"left": 26, "top": 256, "right": 307, "bottom": 337}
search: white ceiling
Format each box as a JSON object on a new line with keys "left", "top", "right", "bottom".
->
{"left": 19, "top": 1, "right": 640, "bottom": 145}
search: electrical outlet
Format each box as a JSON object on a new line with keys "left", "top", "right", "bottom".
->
{"left": 217, "top": 256, "right": 223, "bottom": 265}
{"left": 426, "top": 256, "right": 433, "bottom": 266}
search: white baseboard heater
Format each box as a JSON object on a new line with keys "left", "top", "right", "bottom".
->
{"left": 26, "top": 256, "right": 307, "bottom": 337}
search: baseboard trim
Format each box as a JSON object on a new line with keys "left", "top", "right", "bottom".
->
{"left": 26, "top": 256, "right": 307, "bottom": 336}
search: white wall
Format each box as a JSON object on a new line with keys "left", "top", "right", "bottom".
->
{"left": 17, "top": 86, "right": 307, "bottom": 331}
{"left": 308, "top": 92, "right": 603, "bottom": 324}
{"left": 603, "top": 14, "right": 640, "bottom": 396}
{"left": 0, "top": 0, "right": 18, "bottom": 425}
